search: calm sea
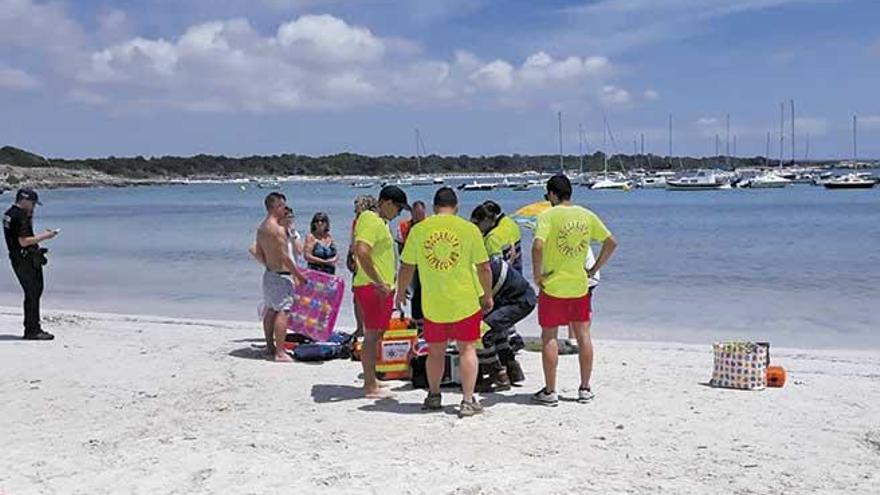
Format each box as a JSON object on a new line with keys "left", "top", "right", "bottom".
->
{"left": 1, "top": 179, "right": 878, "bottom": 348}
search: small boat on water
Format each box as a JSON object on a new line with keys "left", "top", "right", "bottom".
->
{"left": 590, "top": 177, "right": 632, "bottom": 191}
{"left": 381, "top": 178, "right": 413, "bottom": 187}
{"left": 748, "top": 171, "right": 791, "bottom": 189}
{"left": 350, "top": 181, "right": 375, "bottom": 189}
{"left": 823, "top": 173, "right": 877, "bottom": 190}
{"left": 512, "top": 180, "right": 544, "bottom": 191}
{"left": 638, "top": 176, "right": 667, "bottom": 189}
{"left": 406, "top": 176, "right": 438, "bottom": 186}
{"left": 823, "top": 116, "right": 877, "bottom": 189}
{"left": 458, "top": 181, "right": 496, "bottom": 191}
{"left": 256, "top": 181, "right": 281, "bottom": 189}
{"left": 666, "top": 170, "right": 725, "bottom": 191}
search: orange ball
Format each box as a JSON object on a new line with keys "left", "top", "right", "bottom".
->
{"left": 767, "top": 365, "right": 787, "bottom": 388}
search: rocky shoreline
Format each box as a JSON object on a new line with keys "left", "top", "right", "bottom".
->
{"left": 0, "top": 163, "right": 192, "bottom": 191}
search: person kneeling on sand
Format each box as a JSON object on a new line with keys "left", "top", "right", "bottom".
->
{"left": 531, "top": 175, "right": 617, "bottom": 405}
{"left": 396, "top": 187, "right": 493, "bottom": 418}
{"left": 473, "top": 255, "right": 535, "bottom": 392}
{"left": 253, "top": 192, "right": 307, "bottom": 362}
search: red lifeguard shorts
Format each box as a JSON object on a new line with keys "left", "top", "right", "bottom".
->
{"left": 353, "top": 284, "right": 394, "bottom": 331}
{"left": 538, "top": 291, "right": 592, "bottom": 327}
{"left": 423, "top": 311, "right": 482, "bottom": 343}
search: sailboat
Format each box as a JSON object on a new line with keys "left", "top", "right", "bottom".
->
{"left": 825, "top": 116, "right": 877, "bottom": 190}
{"left": 591, "top": 117, "right": 632, "bottom": 191}
{"left": 751, "top": 102, "right": 792, "bottom": 189}
{"left": 410, "top": 128, "right": 438, "bottom": 186}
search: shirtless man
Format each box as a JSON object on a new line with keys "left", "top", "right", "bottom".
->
{"left": 253, "top": 192, "right": 307, "bottom": 362}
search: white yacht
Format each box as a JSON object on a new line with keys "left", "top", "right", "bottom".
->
{"left": 591, "top": 177, "right": 632, "bottom": 191}
{"left": 459, "top": 181, "right": 497, "bottom": 191}
{"left": 823, "top": 173, "right": 876, "bottom": 190}
{"left": 638, "top": 176, "right": 667, "bottom": 189}
{"left": 666, "top": 170, "right": 725, "bottom": 191}
{"left": 748, "top": 171, "right": 791, "bottom": 189}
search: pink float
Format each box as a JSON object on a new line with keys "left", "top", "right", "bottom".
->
{"left": 287, "top": 269, "right": 345, "bottom": 342}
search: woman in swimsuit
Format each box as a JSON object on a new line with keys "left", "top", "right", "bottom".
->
{"left": 304, "top": 212, "right": 338, "bottom": 275}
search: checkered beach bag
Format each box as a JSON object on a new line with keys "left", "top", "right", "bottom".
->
{"left": 711, "top": 342, "right": 768, "bottom": 390}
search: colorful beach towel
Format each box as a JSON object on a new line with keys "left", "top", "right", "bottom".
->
{"left": 287, "top": 269, "right": 345, "bottom": 342}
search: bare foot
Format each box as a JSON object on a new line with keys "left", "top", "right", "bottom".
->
{"left": 274, "top": 351, "right": 293, "bottom": 363}
{"left": 364, "top": 387, "right": 394, "bottom": 399}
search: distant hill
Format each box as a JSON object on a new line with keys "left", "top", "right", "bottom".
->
{"left": 1, "top": 144, "right": 837, "bottom": 179}
{"left": 0, "top": 146, "right": 51, "bottom": 168}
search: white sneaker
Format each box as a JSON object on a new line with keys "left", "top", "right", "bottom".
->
{"left": 577, "top": 387, "right": 595, "bottom": 403}
{"left": 531, "top": 387, "right": 559, "bottom": 406}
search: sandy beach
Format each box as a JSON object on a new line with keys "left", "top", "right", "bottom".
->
{"left": 1, "top": 305, "right": 878, "bottom": 494}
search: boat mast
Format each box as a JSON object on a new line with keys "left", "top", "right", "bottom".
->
{"left": 765, "top": 132, "right": 771, "bottom": 168}
{"left": 415, "top": 127, "right": 422, "bottom": 175}
{"left": 603, "top": 119, "right": 609, "bottom": 178}
{"left": 578, "top": 123, "right": 585, "bottom": 175}
{"left": 779, "top": 102, "right": 785, "bottom": 168}
{"left": 633, "top": 135, "right": 639, "bottom": 169}
{"left": 558, "top": 111, "right": 564, "bottom": 173}
{"left": 733, "top": 135, "right": 737, "bottom": 159}
{"left": 805, "top": 134, "right": 810, "bottom": 161}
{"left": 668, "top": 114, "right": 673, "bottom": 163}
{"left": 725, "top": 113, "right": 730, "bottom": 168}
{"left": 790, "top": 99, "right": 796, "bottom": 166}
{"left": 853, "top": 114, "right": 857, "bottom": 165}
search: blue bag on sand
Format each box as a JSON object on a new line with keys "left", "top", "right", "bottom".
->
{"left": 293, "top": 342, "right": 349, "bottom": 362}
{"left": 327, "top": 332, "right": 353, "bottom": 345}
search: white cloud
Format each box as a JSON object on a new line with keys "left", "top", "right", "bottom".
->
{"left": 67, "top": 14, "right": 623, "bottom": 113}
{"left": 275, "top": 14, "right": 385, "bottom": 64}
{"left": 0, "top": 65, "right": 41, "bottom": 90}
{"left": 643, "top": 89, "right": 660, "bottom": 100}
{"left": 469, "top": 60, "right": 514, "bottom": 91}
{"left": 600, "top": 85, "right": 631, "bottom": 106}
{"left": 0, "top": 0, "right": 86, "bottom": 59}
{"left": 0, "top": 3, "right": 624, "bottom": 114}
{"left": 519, "top": 52, "right": 610, "bottom": 88}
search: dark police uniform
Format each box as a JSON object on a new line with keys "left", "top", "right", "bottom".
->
{"left": 4, "top": 204, "right": 45, "bottom": 337}
{"left": 476, "top": 256, "right": 536, "bottom": 385}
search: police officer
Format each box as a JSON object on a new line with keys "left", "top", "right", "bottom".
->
{"left": 4, "top": 188, "right": 58, "bottom": 340}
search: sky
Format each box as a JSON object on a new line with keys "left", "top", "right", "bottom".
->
{"left": 1, "top": 0, "right": 879, "bottom": 160}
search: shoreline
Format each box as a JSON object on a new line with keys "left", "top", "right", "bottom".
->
{"left": 4, "top": 162, "right": 875, "bottom": 192}
{"left": 2, "top": 304, "right": 879, "bottom": 359}
{"left": 1, "top": 305, "right": 878, "bottom": 493}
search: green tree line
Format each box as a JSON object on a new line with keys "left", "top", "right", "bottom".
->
{"left": 2, "top": 145, "right": 827, "bottom": 179}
